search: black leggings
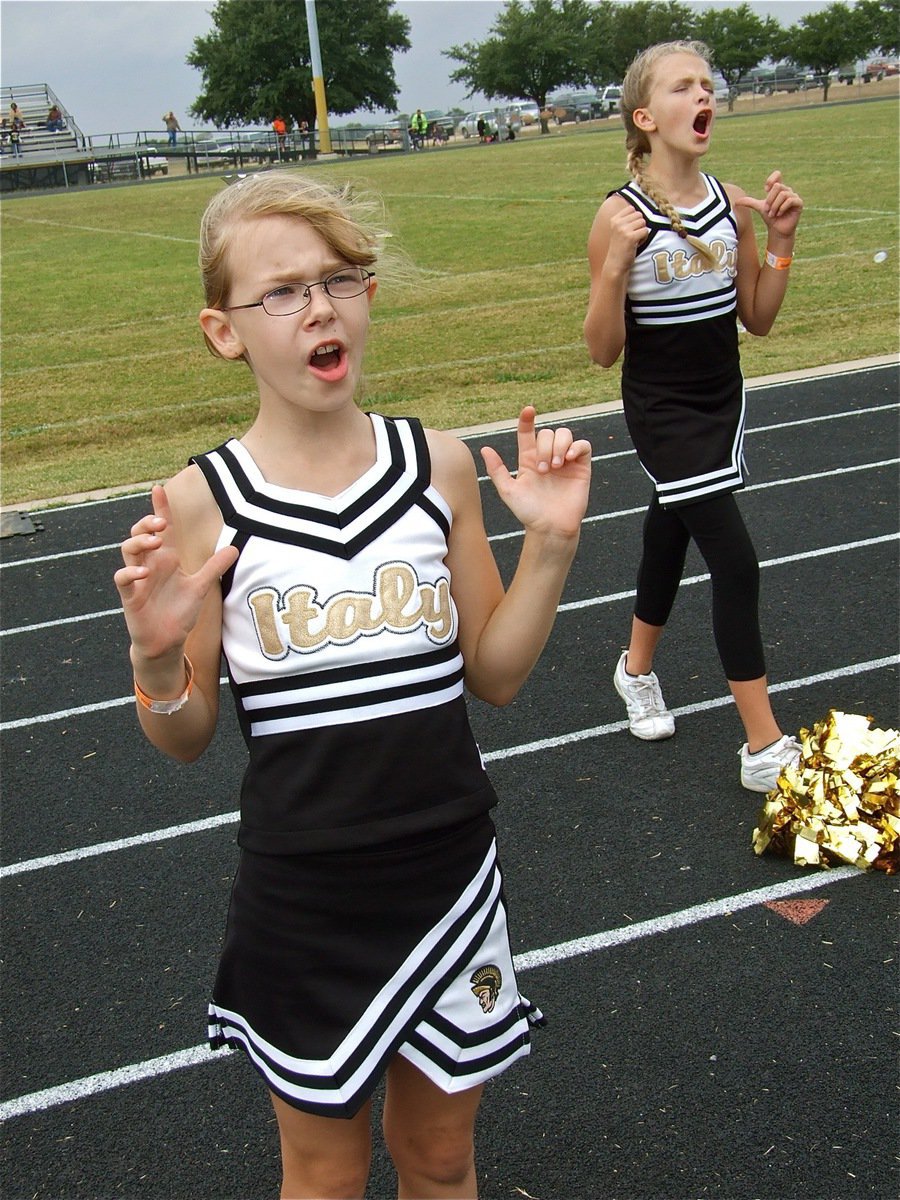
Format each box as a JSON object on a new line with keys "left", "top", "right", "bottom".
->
{"left": 633, "top": 491, "right": 765, "bottom": 681}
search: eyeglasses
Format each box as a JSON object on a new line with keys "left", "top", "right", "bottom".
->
{"left": 224, "top": 267, "right": 374, "bottom": 317}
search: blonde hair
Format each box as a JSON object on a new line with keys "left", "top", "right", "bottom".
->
{"left": 621, "top": 40, "right": 718, "bottom": 269}
{"left": 198, "top": 170, "right": 386, "bottom": 358}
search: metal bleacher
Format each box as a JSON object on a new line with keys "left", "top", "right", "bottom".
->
{"left": 1, "top": 83, "right": 91, "bottom": 191}
{"left": 0, "top": 83, "right": 415, "bottom": 194}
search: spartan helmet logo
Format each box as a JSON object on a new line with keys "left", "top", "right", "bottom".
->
{"left": 470, "top": 964, "right": 502, "bottom": 1013}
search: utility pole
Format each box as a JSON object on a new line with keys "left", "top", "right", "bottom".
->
{"left": 305, "top": 0, "right": 331, "bottom": 154}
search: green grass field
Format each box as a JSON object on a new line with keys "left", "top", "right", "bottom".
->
{"left": 1, "top": 98, "right": 897, "bottom": 506}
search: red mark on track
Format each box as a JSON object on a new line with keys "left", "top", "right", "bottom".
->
{"left": 764, "top": 899, "right": 830, "bottom": 925}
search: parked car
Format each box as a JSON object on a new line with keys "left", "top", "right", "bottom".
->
{"left": 457, "top": 111, "right": 497, "bottom": 138}
{"left": 378, "top": 117, "right": 406, "bottom": 144}
{"left": 598, "top": 85, "right": 622, "bottom": 116}
{"left": 193, "top": 135, "right": 237, "bottom": 161}
{"left": 548, "top": 91, "right": 603, "bottom": 123}
{"left": 710, "top": 74, "right": 731, "bottom": 103}
{"left": 863, "top": 59, "right": 899, "bottom": 81}
{"left": 423, "top": 109, "right": 456, "bottom": 137}
{"left": 504, "top": 101, "right": 541, "bottom": 125}
{"left": 88, "top": 146, "right": 168, "bottom": 181}
{"left": 140, "top": 147, "right": 169, "bottom": 175}
{"left": 739, "top": 64, "right": 808, "bottom": 95}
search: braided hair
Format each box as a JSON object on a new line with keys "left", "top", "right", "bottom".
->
{"left": 621, "top": 40, "right": 719, "bottom": 270}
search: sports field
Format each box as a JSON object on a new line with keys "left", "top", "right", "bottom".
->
{"left": 1, "top": 96, "right": 897, "bottom": 506}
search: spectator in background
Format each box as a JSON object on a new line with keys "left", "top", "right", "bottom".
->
{"left": 272, "top": 116, "right": 287, "bottom": 154}
{"left": 9, "top": 101, "right": 24, "bottom": 129}
{"left": 162, "top": 111, "right": 181, "bottom": 147}
{"left": 46, "top": 105, "right": 65, "bottom": 132}
{"left": 410, "top": 107, "right": 428, "bottom": 150}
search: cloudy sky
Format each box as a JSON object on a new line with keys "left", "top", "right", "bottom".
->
{"left": 1, "top": 0, "right": 837, "bottom": 136}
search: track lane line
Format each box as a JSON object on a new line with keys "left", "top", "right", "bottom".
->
{"left": 2, "top": 655, "right": 895, "bottom": 878}
{"left": 0, "top": 867, "right": 859, "bottom": 1122}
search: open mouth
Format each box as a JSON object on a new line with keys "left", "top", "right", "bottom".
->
{"left": 693, "top": 110, "right": 712, "bottom": 135}
{"left": 310, "top": 342, "right": 342, "bottom": 370}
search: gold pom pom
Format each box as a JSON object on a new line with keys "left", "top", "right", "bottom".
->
{"left": 751, "top": 710, "right": 899, "bottom": 873}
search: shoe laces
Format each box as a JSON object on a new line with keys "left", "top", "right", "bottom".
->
{"left": 627, "top": 674, "right": 666, "bottom": 716}
{"left": 773, "top": 735, "right": 802, "bottom": 764}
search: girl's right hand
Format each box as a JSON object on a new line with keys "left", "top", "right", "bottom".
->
{"left": 605, "top": 203, "right": 649, "bottom": 272}
{"left": 114, "top": 484, "right": 238, "bottom": 662}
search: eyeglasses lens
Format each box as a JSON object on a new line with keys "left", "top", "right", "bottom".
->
{"left": 263, "top": 269, "right": 371, "bottom": 315}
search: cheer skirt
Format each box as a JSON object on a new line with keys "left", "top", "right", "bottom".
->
{"left": 208, "top": 815, "right": 542, "bottom": 1118}
{"left": 622, "top": 367, "right": 747, "bottom": 509}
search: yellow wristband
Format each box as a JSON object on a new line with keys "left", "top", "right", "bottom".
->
{"left": 134, "top": 656, "right": 194, "bottom": 714}
{"left": 765, "top": 249, "right": 793, "bottom": 270}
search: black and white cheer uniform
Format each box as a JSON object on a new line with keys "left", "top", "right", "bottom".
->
{"left": 193, "top": 413, "right": 540, "bottom": 1118}
{"left": 614, "top": 173, "right": 747, "bottom": 509}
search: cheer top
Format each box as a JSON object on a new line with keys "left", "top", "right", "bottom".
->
{"left": 612, "top": 173, "right": 748, "bottom": 507}
{"left": 191, "top": 414, "right": 498, "bottom": 853}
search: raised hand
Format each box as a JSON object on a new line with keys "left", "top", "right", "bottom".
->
{"left": 735, "top": 170, "right": 803, "bottom": 240}
{"left": 606, "top": 202, "right": 649, "bottom": 271}
{"left": 114, "top": 484, "right": 238, "bottom": 662}
{"left": 480, "top": 406, "right": 592, "bottom": 540}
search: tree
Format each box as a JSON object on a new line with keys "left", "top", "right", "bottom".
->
{"left": 444, "top": 0, "right": 596, "bottom": 133}
{"left": 854, "top": 0, "right": 900, "bottom": 55}
{"left": 783, "top": 2, "right": 873, "bottom": 100}
{"left": 602, "top": 0, "right": 699, "bottom": 82}
{"left": 694, "top": 3, "right": 782, "bottom": 111}
{"left": 188, "top": 0, "right": 411, "bottom": 130}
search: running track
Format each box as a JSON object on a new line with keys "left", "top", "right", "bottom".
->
{"left": 1, "top": 359, "right": 897, "bottom": 1199}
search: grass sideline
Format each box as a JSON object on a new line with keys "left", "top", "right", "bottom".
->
{"left": 1, "top": 98, "right": 897, "bottom": 507}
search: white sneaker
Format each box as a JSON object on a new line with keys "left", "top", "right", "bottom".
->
{"left": 613, "top": 651, "right": 675, "bottom": 741}
{"left": 739, "top": 734, "right": 801, "bottom": 793}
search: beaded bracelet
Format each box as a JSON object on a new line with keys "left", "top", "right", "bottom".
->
{"left": 134, "top": 656, "right": 195, "bottom": 715}
{"left": 765, "top": 249, "right": 793, "bottom": 270}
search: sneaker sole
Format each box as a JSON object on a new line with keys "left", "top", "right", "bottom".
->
{"left": 627, "top": 723, "right": 676, "bottom": 742}
{"left": 741, "top": 774, "right": 779, "bottom": 793}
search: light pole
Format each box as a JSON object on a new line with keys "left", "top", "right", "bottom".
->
{"left": 305, "top": 0, "right": 331, "bottom": 154}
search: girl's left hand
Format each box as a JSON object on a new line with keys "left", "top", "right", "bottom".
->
{"left": 735, "top": 170, "right": 803, "bottom": 239}
{"left": 481, "top": 406, "right": 592, "bottom": 539}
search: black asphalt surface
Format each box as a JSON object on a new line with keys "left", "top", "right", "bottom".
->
{"left": 1, "top": 361, "right": 897, "bottom": 1200}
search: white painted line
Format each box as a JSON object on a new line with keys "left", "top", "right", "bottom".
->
{"left": 4, "top": 531, "right": 895, "bottom": 639}
{"left": 558, "top": 534, "right": 899, "bottom": 612}
{"left": 0, "top": 695, "right": 137, "bottom": 729}
{"left": 513, "top": 866, "right": 860, "bottom": 971}
{"left": 0, "top": 809, "right": 240, "bottom": 878}
{"left": 0, "top": 542, "right": 121, "bottom": 569}
{"left": 0, "top": 214, "right": 199, "bottom": 244}
{"left": 0, "top": 676, "right": 227, "bottom": 734}
{"left": 0, "top": 1043, "right": 230, "bottom": 1123}
{"left": 2, "top": 656, "right": 895, "bottom": 878}
{"left": 0, "top": 524, "right": 896, "bottom": 715}
{"left": 482, "top": 656, "right": 898, "bottom": 762}
{"left": 485, "top": 458, "right": 900, "bottom": 542}
{"left": 0, "top": 867, "right": 859, "bottom": 1122}
{"left": 471, "top": 401, "right": 899, "bottom": 479}
{"left": 1, "top": 607, "right": 123, "bottom": 636}
{"left": 3, "top": 388, "right": 897, "bottom": 561}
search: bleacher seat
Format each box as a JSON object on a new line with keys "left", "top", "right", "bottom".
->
{"left": 1, "top": 83, "right": 82, "bottom": 159}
